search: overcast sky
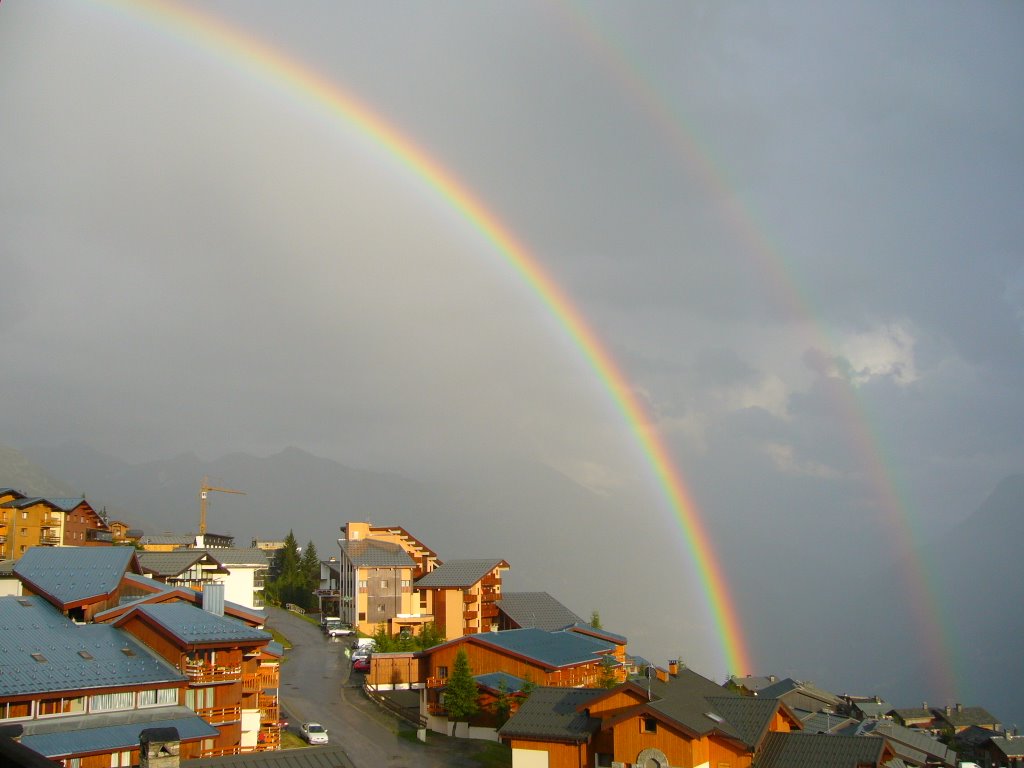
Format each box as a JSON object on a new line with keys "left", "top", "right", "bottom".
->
{"left": 3, "top": 1, "right": 1023, "bottom": 694}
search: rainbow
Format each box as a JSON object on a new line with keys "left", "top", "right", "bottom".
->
{"left": 553, "top": 4, "right": 960, "bottom": 698}
{"left": 94, "top": 0, "right": 753, "bottom": 675}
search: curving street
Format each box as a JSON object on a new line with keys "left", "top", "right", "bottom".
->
{"left": 266, "top": 607, "right": 499, "bottom": 768}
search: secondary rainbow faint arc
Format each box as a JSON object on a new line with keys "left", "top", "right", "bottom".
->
{"left": 100, "top": 0, "right": 753, "bottom": 675}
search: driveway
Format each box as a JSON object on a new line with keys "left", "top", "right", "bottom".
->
{"left": 266, "top": 607, "right": 502, "bottom": 768}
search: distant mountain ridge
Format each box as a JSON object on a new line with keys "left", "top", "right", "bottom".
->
{"left": 0, "top": 443, "right": 76, "bottom": 497}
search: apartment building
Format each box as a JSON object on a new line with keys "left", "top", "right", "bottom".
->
{"left": 415, "top": 558, "right": 509, "bottom": 637}
{"left": 337, "top": 521, "right": 439, "bottom": 635}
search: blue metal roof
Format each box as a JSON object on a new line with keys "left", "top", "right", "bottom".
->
{"left": 20, "top": 707, "right": 218, "bottom": 758}
{"left": 14, "top": 547, "right": 135, "bottom": 607}
{"left": 470, "top": 627, "right": 615, "bottom": 668}
{"left": 0, "top": 596, "right": 186, "bottom": 697}
{"left": 133, "top": 603, "right": 271, "bottom": 645}
{"left": 474, "top": 671, "right": 526, "bottom": 693}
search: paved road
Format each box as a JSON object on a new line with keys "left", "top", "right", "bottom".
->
{"left": 266, "top": 607, "right": 492, "bottom": 768}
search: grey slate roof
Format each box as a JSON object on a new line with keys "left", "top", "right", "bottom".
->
{"left": 758, "top": 677, "right": 843, "bottom": 708}
{"left": 0, "top": 596, "right": 186, "bottom": 697}
{"left": 639, "top": 668, "right": 745, "bottom": 741}
{"left": 563, "top": 622, "right": 628, "bottom": 645}
{"left": 706, "top": 695, "right": 787, "bottom": 747}
{"left": 94, "top": 574, "right": 268, "bottom": 626}
{"left": 415, "top": 559, "right": 505, "bottom": 588}
{"left": 991, "top": 735, "right": 1024, "bottom": 759}
{"left": 496, "top": 591, "right": 584, "bottom": 631}
{"left": 129, "top": 602, "right": 271, "bottom": 645}
{"left": 339, "top": 538, "right": 415, "bottom": 568}
{"left": 797, "top": 709, "right": 855, "bottom": 735}
{"left": 934, "top": 705, "right": 1000, "bottom": 728}
{"left": 138, "top": 550, "right": 211, "bottom": 577}
{"left": 182, "top": 745, "right": 355, "bottom": 768}
{"left": 852, "top": 719, "right": 957, "bottom": 766}
{"left": 754, "top": 732, "right": 887, "bottom": 768}
{"left": 498, "top": 686, "right": 605, "bottom": 741}
{"left": 19, "top": 707, "right": 217, "bottom": 758}
{"left": 13, "top": 547, "right": 136, "bottom": 607}
{"left": 467, "top": 627, "right": 615, "bottom": 668}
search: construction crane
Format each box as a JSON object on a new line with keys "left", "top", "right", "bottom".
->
{"left": 199, "top": 476, "right": 246, "bottom": 536}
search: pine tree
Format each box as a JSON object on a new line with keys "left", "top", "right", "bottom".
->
{"left": 443, "top": 648, "right": 479, "bottom": 736}
{"left": 299, "top": 540, "right": 320, "bottom": 610}
{"left": 590, "top": 610, "right": 602, "bottom": 629}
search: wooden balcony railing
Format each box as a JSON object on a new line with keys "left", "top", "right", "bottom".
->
{"left": 40, "top": 534, "right": 61, "bottom": 546}
{"left": 426, "top": 676, "right": 446, "bottom": 689}
{"left": 482, "top": 604, "right": 498, "bottom": 618}
{"left": 427, "top": 701, "right": 446, "bottom": 715}
{"left": 463, "top": 610, "right": 478, "bottom": 621}
{"left": 195, "top": 705, "right": 242, "bottom": 724}
{"left": 462, "top": 593, "right": 476, "bottom": 604}
{"left": 185, "top": 663, "right": 242, "bottom": 684}
{"left": 258, "top": 695, "right": 278, "bottom": 722}
{"left": 243, "top": 668, "right": 280, "bottom": 692}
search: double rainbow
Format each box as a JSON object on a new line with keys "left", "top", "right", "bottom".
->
{"left": 95, "top": 0, "right": 752, "bottom": 675}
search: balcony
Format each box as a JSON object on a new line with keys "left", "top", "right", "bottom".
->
{"left": 185, "top": 663, "right": 242, "bottom": 684}
{"left": 195, "top": 704, "right": 242, "bottom": 724}
{"left": 482, "top": 604, "right": 498, "bottom": 619}
{"left": 463, "top": 610, "right": 478, "bottom": 621}
{"left": 243, "top": 668, "right": 280, "bottom": 692}
{"left": 426, "top": 676, "right": 446, "bottom": 689}
{"left": 86, "top": 529, "right": 113, "bottom": 543}
{"left": 462, "top": 593, "right": 476, "bottom": 604}
{"left": 258, "top": 695, "right": 279, "bottom": 722}
{"left": 40, "top": 533, "right": 61, "bottom": 546}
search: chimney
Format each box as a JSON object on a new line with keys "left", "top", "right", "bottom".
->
{"left": 668, "top": 660, "right": 679, "bottom": 676}
{"left": 655, "top": 666, "right": 669, "bottom": 682}
{"left": 202, "top": 582, "right": 225, "bottom": 617}
{"left": 140, "top": 727, "right": 180, "bottom": 768}
{"left": 956, "top": 703, "right": 963, "bottom": 713}
{"left": 945, "top": 705, "right": 952, "bottom": 716}
{"left": 769, "top": 675, "right": 776, "bottom": 683}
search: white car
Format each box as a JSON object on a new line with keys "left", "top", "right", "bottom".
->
{"left": 327, "top": 624, "right": 354, "bottom": 637}
{"left": 299, "top": 722, "right": 328, "bottom": 745}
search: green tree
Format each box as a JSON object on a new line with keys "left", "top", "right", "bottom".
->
{"left": 590, "top": 610, "right": 602, "bottom": 630}
{"left": 372, "top": 623, "right": 396, "bottom": 653}
{"left": 494, "top": 680, "right": 513, "bottom": 726}
{"left": 443, "top": 648, "right": 479, "bottom": 735}
{"left": 415, "top": 622, "right": 445, "bottom": 650}
{"left": 598, "top": 655, "right": 618, "bottom": 688}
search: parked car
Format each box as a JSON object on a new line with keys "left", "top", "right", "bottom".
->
{"left": 299, "top": 722, "right": 328, "bottom": 745}
{"left": 327, "top": 624, "right": 354, "bottom": 637}
{"left": 352, "top": 656, "right": 371, "bottom": 673}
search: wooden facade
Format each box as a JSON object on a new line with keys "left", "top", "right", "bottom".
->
{"left": 0, "top": 497, "right": 64, "bottom": 559}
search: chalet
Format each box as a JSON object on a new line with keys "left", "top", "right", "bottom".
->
{"left": 986, "top": 731, "right": 1024, "bottom": 767}
{"left": 139, "top": 550, "right": 231, "bottom": 593}
{"left": 933, "top": 703, "right": 1001, "bottom": 734}
{"left": 891, "top": 703, "right": 940, "bottom": 731}
{"left": 0, "top": 595, "right": 217, "bottom": 766}
{"left": 754, "top": 732, "right": 896, "bottom": 768}
{"left": 50, "top": 498, "right": 111, "bottom": 547}
{"left": 2, "top": 546, "right": 281, "bottom": 759}
{"left": 848, "top": 718, "right": 958, "bottom": 767}
{"left": 499, "top": 666, "right": 805, "bottom": 768}
{"left": 415, "top": 558, "right": 509, "bottom": 637}
{"left": 757, "top": 677, "right": 844, "bottom": 714}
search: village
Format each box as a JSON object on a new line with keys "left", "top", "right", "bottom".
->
{"left": 1, "top": 485, "right": 1021, "bottom": 768}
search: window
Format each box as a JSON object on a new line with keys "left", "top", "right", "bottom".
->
{"left": 89, "top": 691, "right": 134, "bottom": 713}
{"left": 597, "top": 755, "right": 614, "bottom": 768}
{"left": 38, "top": 696, "right": 85, "bottom": 717}
{"left": 642, "top": 716, "right": 658, "bottom": 734}
{"left": 380, "top": 580, "right": 389, "bottom": 589}
{"left": 138, "top": 688, "right": 178, "bottom": 707}
{"left": 0, "top": 701, "right": 32, "bottom": 720}
{"left": 437, "top": 666, "right": 449, "bottom": 679}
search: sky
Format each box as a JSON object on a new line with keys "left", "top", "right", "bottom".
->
{"left": 2, "top": 0, "right": 1024, "bottom": 703}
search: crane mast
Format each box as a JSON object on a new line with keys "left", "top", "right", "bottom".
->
{"left": 199, "top": 475, "right": 246, "bottom": 536}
